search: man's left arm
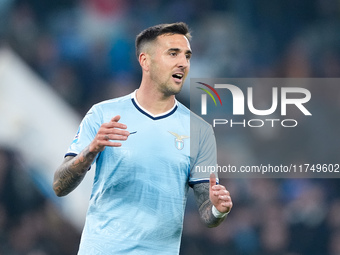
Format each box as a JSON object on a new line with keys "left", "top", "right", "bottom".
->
{"left": 193, "top": 173, "right": 232, "bottom": 228}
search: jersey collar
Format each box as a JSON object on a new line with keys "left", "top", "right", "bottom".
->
{"left": 131, "top": 90, "right": 178, "bottom": 120}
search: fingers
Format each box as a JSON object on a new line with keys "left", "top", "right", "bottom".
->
{"left": 210, "top": 172, "right": 226, "bottom": 195}
{"left": 100, "top": 116, "right": 129, "bottom": 142}
{"left": 111, "top": 115, "right": 121, "bottom": 122}
{"left": 101, "top": 126, "right": 130, "bottom": 140}
{"left": 99, "top": 130, "right": 129, "bottom": 143}
{"left": 212, "top": 188, "right": 231, "bottom": 201}
{"left": 209, "top": 172, "right": 217, "bottom": 189}
{"left": 210, "top": 173, "right": 226, "bottom": 199}
{"left": 213, "top": 190, "right": 232, "bottom": 211}
{"left": 102, "top": 117, "right": 128, "bottom": 131}
{"left": 220, "top": 200, "right": 233, "bottom": 210}
{"left": 89, "top": 115, "right": 130, "bottom": 152}
{"left": 217, "top": 191, "right": 232, "bottom": 207}
{"left": 210, "top": 181, "right": 233, "bottom": 212}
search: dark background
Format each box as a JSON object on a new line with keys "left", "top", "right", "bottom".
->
{"left": 1, "top": 0, "right": 340, "bottom": 254}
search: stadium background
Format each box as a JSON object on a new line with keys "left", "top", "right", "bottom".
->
{"left": 1, "top": 0, "right": 340, "bottom": 254}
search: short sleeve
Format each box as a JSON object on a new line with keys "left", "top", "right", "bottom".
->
{"left": 189, "top": 121, "right": 218, "bottom": 187}
{"left": 65, "top": 105, "right": 102, "bottom": 158}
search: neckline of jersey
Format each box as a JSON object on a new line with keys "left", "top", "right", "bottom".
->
{"left": 131, "top": 90, "right": 178, "bottom": 120}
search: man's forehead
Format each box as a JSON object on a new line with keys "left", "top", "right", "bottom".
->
{"left": 156, "top": 34, "right": 191, "bottom": 50}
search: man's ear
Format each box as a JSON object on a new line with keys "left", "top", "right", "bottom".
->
{"left": 139, "top": 52, "right": 150, "bottom": 72}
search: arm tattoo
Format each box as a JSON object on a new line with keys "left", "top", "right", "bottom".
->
{"left": 193, "top": 183, "right": 226, "bottom": 228}
{"left": 53, "top": 146, "right": 97, "bottom": 197}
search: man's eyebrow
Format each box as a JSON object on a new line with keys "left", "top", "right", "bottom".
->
{"left": 168, "top": 48, "right": 192, "bottom": 55}
{"left": 168, "top": 48, "right": 181, "bottom": 52}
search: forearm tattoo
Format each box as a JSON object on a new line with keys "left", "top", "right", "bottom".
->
{"left": 193, "top": 183, "right": 225, "bottom": 227}
{"left": 53, "top": 146, "right": 97, "bottom": 196}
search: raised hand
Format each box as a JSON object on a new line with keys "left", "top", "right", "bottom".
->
{"left": 89, "top": 115, "right": 130, "bottom": 153}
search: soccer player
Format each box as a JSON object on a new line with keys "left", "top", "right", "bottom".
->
{"left": 53, "top": 22, "right": 232, "bottom": 255}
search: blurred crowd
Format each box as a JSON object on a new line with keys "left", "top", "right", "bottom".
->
{"left": 0, "top": 147, "right": 80, "bottom": 255}
{"left": 1, "top": 0, "right": 340, "bottom": 254}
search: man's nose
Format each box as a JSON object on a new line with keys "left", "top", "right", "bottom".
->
{"left": 177, "top": 54, "right": 189, "bottom": 69}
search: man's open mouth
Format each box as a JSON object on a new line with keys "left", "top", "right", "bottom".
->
{"left": 172, "top": 73, "right": 183, "bottom": 80}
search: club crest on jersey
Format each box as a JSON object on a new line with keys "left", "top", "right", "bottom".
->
{"left": 168, "top": 131, "right": 189, "bottom": 150}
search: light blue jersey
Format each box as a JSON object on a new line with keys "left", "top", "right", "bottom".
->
{"left": 66, "top": 90, "right": 217, "bottom": 255}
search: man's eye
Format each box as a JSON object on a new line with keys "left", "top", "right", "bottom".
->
{"left": 170, "top": 52, "right": 177, "bottom": 56}
{"left": 186, "top": 54, "right": 191, "bottom": 59}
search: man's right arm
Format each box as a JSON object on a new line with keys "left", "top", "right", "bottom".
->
{"left": 53, "top": 115, "right": 129, "bottom": 197}
{"left": 53, "top": 146, "right": 98, "bottom": 197}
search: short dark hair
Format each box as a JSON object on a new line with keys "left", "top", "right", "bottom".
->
{"left": 135, "top": 22, "right": 191, "bottom": 58}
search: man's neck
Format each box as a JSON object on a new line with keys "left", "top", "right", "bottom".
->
{"left": 136, "top": 85, "right": 176, "bottom": 116}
